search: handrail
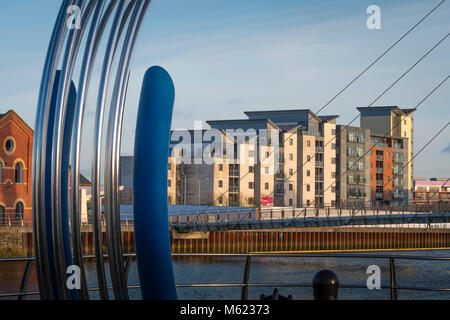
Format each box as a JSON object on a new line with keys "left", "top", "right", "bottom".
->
{"left": 1, "top": 252, "right": 450, "bottom": 299}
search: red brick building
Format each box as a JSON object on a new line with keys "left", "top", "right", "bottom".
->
{"left": 0, "top": 110, "right": 33, "bottom": 225}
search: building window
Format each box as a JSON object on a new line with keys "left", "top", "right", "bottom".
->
{"left": 331, "top": 129, "right": 336, "bottom": 135}
{"left": 265, "top": 167, "right": 269, "bottom": 174}
{"left": 307, "top": 170, "right": 310, "bottom": 177}
{"left": 265, "top": 183, "right": 269, "bottom": 190}
{"left": 404, "top": 120, "right": 406, "bottom": 125}
{"left": 331, "top": 186, "right": 335, "bottom": 193}
{"left": 289, "top": 139, "right": 293, "bottom": 146}
{"left": 5, "top": 138, "right": 14, "bottom": 153}
{"left": 307, "top": 200, "right": 310, "bottom": 206}
{"left": 249, "top": 182, "right": 254, "bottom": 189}
{"left": 168, "top": 162, "right": 171, "bottom": 171}
{"left": 386, "top": 164, "right": 390, "bottom": 170}
{"left": 289, "top": 154, "right": 293, "bottom": 161}
{"left": 307, "top": 141, "right": 311, "bottom": 147}
{"left": 265, "top": 152, "right": 270, "bottom": 158}
{"left": 218, "top": 197, "right": 223, "bottom": 205}
{"left": 15, "top": 201, "right": 24, "bottom": 221}
{"left": 219, "top": 164, "right": 223, "bottom": 171}
{"left": 289, "top": 199, "right": 293, "bottom": 206}
{"left": 249, "top": 166, "right": 254, "bottom": 173}
{"left": 331, "top": 158, "right": 336, "bottom": 164}
{"left": 289, "top": 169, "right": 293, "bottom": 176}
{"left": 249, "top": 150, "right": 254, "bottom": 157}
{"left": 168, "top": 180, "right": 172, "bottom": 187}
{"left": 331, "top": 172, "right": 336, "bottom": 178}
{"left": 387, "top": 152, "right": 390, "bottom": 158}
{"left": 404, "top": 131, "right": 407, "bottom": 137}
{"left": 218, "top": 180, "right": 223, "bottom": 188}
{"left": 15, "top": 162, "right": 23, "bottom": 183}
{"left": 306, "top": 184, "right": 310, "bottom": 192}
{"left": 0, "top": 161, "right": 2, "bottom": 183}
{"left": 0, "top": 205, "right": 4, "bottom": 221}
{"left": 168, "top": 196, "right": 172, "bottom": 204}
{"left": 289, "top": 184, "right": 293, "bottom": 191}
{"left": 307, "top": 155, "right": 311, "bottom": 162}
{"left": 331, "top": 143, "right": 336, "bottom": 150}
{"left": 386, "top": 177, "right": 390, "bottom": 182}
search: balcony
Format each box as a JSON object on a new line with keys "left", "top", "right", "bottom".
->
{"left": 376, "top": 155, "right": 383, "bottom": 161}
{"left": 315, "top": 146, "right": 324, "bottom": 153}
{"left": 229, "top": 170, "right": 239, "bottom": 177}
{"left": 376, "top": 167, "right": 383, "bottom": 173}
{"left": 229, "top": 185, "right": 239, "bottom": 193}
{"left": 316, "top": 175, "right": 324, "bottom": 181}
{"left": 376, "top": 180, "right": 383, "bottom": 186}
{"left": 393, "top": 168, "right": 402, "bottom": 174}
{"left": 393, "top": 180, "right": 404, "bottom": 187}
{"left": 275, "top": 172, "right": 285, "bottom": 180}
{"left": 315, "top": 161, "right": 324, "bottom": 167}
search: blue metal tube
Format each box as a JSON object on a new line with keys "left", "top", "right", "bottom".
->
{"left": 133, "top": 66, "right": 177, "bottom": 300}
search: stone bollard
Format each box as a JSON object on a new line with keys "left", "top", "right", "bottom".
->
{"left": 312, "top": 270, "right": 339, "bottom": 300}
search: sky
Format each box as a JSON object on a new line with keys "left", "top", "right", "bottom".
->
{"left": 0, "top": 0, "right": 449, "bottom": 178}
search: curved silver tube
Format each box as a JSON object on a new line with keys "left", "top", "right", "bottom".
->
{"left": 71, "top": 0, "right": 119, "bottom": 301}
{"left": 105, "top": 0, "right": 146, "bottom": 300}
{"left": 34, "top": 0, "right": 152, "bottom": 300}
{"left": 105, "top": 0, "right": 151, "bottom": 300}
{"left": 70, "top": 0, "right": 107, "bottom": 300}
{"left": 32, "top": 0, "right": 73, "bottom": 300}
{"left": 50, "top": 0, "right": 96, "bottom": 299}
{"left": 91, "top": 0, "right": 134, "bottom": 300}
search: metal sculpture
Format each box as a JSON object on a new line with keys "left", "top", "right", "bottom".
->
{"left": 32, "top": 0, "right": 176, "bottom": 300}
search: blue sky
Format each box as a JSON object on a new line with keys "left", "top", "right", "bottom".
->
{"left": 0, "top": 0, "right": 449, "bottom": 178}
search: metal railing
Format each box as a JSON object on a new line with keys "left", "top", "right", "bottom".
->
{"left": 1, "top": 252, "right": 449, "bottom": 300}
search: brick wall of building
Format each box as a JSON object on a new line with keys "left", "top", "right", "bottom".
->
{"left": 0, "top": 111, "right": 33, "bottom": 225}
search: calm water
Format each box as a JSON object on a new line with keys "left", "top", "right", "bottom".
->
{"left": 1, "top": 249, "right": 450, "bottom": 300}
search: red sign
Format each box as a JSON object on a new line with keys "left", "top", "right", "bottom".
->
{"left": 260, "top": 197, "right": 274, "bottom": 207}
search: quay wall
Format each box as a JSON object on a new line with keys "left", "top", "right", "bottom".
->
{"left": 1, "top": 226, "right": 449, "bottom": 257}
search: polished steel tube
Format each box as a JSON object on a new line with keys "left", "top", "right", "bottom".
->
{"left": 70, "top": 0, "right": 107, "bottom": 300}
{"left": 71, "top": 0, "right": 119, "bottom": 301}
{"left": 91, "top": 0, "right": 132, "bottom": 300}
{"left": 50, "top": 0, "right": 96, "bottom": 299}
{"left": 32, "top": 0, "right": 73, "bottom": 300}
{"left": 104, "top": 0, "right": 148, "bottom": 300}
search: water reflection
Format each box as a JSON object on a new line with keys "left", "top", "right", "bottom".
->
{"left": 0, "top": 249, "right": 449, "bottom": 300}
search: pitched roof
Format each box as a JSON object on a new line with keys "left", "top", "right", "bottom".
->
{"left": 79, "top": 173, "right": 91, "bottom": 186}
{"left": 0, "top": 109, "right": 34, "bottom": 133}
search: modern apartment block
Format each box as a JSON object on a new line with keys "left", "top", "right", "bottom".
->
{"left": 413, "top": 178, "right": 450, "bottom": 202}
{"left": 335, "top": 125, "right": 371, "bottom": 204}
{"left": 164, "top": 110, "right": 338, "bottom": 207}
{"left": 358, "top": 106, "right": 415, "bottom": 202}
{"left": 162, "top": 107, "right": 416, "bottom": 208}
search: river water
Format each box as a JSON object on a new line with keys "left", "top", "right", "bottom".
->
{"left": 1, "top": 249, "right": 450, "bottom": 300}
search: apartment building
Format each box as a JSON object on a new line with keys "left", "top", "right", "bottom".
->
{"left": 119, "top": 107, "right": 415, "bottom": 208}
{"left": 207, "top": 109, "right": 338, "bottom": 207}
{"left": 413, "top": 178, "right": 450, "bottom": 202}
{"left": 335, "top": 125, "right": 371, "bottom": 205}
{"left": 358, "top": 106, "right": 415, "bottom": 201}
